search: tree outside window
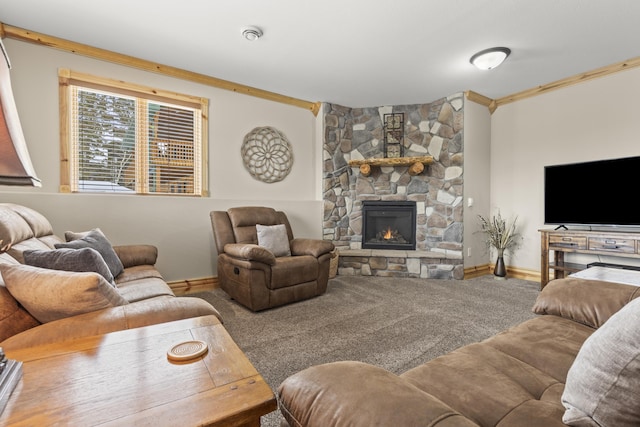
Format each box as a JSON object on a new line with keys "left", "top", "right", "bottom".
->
{"left": 59, "top": 69, "right": 208, "bottom": 196}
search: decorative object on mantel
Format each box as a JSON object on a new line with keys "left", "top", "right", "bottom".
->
{"left": 241, "top": 126, "right": 293, "bottom": 183}
{"left": 477, "top": 211, "right": 521, "bottom": 279}
{"left": 383, "top": 113, "right": 404, "bottom": 158}
{"left": 348, "top": 156, "right": 434, "bottom": 177}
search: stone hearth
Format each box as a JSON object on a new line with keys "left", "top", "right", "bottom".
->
{"left": 338, "top": 249, "right": 462, "bottom": 279}
{"left": 322, "top": 95, "right": 465, "bottom": 279}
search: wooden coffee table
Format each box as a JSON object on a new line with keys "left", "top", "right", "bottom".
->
{"left": 0, "top": 315, "right": 276, "bottom": 426}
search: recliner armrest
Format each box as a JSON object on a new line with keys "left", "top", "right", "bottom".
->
{"left": 290, "top": 238, "right": 334, "bottom": 258}
{"left": 223, "top": 243, "right": 276, "bottom": 265}
{"left": 113, "top": 244, "right": 158, "bottom": 268}
{"left": 278, "top": 361, "right": 478, "bottom": 427}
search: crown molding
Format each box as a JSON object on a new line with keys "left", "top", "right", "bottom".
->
{"left": 0, "top": 23, "right": 321, "bottom": 116}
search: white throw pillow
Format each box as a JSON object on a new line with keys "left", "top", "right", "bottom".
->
{"left": 561, "top": 296, "right": 640, "bottom": 427}
{"left": 256, "top": 224, "right": 291, "bottom": 257}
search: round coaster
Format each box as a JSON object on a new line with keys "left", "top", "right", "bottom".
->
{"left": 167, "top": 340, "right": 208, "bottom": 361}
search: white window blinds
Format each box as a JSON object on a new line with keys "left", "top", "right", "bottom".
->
{"left": 60, "top": 69, "right": 208, "bottom": 196}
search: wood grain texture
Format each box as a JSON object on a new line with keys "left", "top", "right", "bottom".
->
{"left": 539, "top": 228, "right": 640, "bottom": 289}
{"left": 348, "top": 156, "right": 434, "bottom": 167}
{"left": 1, "top": 316, "right": 276, "bottom": 426}
{"left": 349, "top": 156, "right": 433, "bottom": 177}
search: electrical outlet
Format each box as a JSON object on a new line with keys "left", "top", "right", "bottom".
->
{"left": 467, "top": 247, "right": 472, "bottom": 257}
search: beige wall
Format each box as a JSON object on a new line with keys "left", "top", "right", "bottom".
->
{"left": 0, "top": 39, "right": 324, "bottom": 281}
{"left": 462, "top": 98, "right": 491, "bottom": 267}
{"left": 491, "top": 67, "right": 640, "bottom": 272}
{"left": 5, "top": 37, "right": 640, "bottom": 280}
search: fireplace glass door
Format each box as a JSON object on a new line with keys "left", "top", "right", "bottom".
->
{"left": 361, "top": 201, "right": 416, "bottom": 250}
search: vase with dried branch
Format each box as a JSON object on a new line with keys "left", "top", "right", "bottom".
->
{"left": 477, "top": 211, "right": 521, "bottom": 278}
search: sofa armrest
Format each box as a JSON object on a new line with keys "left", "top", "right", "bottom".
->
{"left": 278, "top": 361, "right": 479, "bottom": 427}
{"left": 532, "top": 277, "right": 640, "bottom": 328}
{"left": 1, "top": 295, "right": 222, "bottom": 353}
{"left": 113, "top": 244, "right": 158, "bottom": 268}
{"left": 222, "top": 243, "right": 276, "bottom": 265}
{"left": 289, "top": 238, "right": 334, "bottom": 258}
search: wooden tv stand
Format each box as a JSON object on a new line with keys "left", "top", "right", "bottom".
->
{"left": 540, "top": 228, "right": 640, "bottom": 288}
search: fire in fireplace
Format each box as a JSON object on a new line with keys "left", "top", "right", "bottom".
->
{"left": 361, "top": 201, "right": 417, "bottom": 250}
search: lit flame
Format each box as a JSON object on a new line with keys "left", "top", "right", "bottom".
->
{"left": 383, "top": 227, "right": 393, "bottom": 240}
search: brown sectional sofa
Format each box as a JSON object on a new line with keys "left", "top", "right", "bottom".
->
{"left": 0, "top": 203, "right": 222, "bottom": 352}
{"left": 278, "top": 277, "right": 640, "bottom": 426}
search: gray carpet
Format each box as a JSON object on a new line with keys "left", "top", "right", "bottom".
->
{"left": 188, "top": 275, "right": 541, "bottom": 426}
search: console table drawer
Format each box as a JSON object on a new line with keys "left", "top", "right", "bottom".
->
{"left": 549, "top": 235, "right": 587, "bottom": 250}
{"left": 588, "top": 238, "right": 636, "bottom": 253}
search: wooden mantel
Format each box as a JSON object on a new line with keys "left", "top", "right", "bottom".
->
{"left": 348, "top": 156, "right": 434, "bottom": 176}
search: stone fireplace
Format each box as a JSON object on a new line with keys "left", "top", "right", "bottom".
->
{"left": 362, "top": 201, "right": 416, "bottom": 250}
{"left": 322, "top": 95, "right": 465, "bottom": 279}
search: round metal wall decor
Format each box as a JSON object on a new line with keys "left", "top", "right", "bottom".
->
{"left": 241, "top": 126, "right": 293, "bottom": 183}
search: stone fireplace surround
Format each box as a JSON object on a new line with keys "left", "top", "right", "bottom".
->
{"left": 322, "top": 94, "right": 465, "bottom": 279}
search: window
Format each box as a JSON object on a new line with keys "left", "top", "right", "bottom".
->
{"left": 59, "top": 69, "right": 208, "bottom": 195}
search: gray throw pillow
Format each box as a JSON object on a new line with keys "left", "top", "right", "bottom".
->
{"left": 0, "top": 264, "right": 128, "bottom": 323}
{"left": 256, "top": 223, "right": 291, "bottom": 257}
{"left": 55, "top": 229, "right": 124, "bottom": 278}
{"left": 561, "top": 296, "right": 640, "bottom": 427}
{"left": 23, "top": 247, "right": 115, "bottom": 286}
{"left": 64, "top": 227, "right": 104, "bottom": 242}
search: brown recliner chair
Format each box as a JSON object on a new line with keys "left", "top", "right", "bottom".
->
{"left": 210, "top": 207, "right": 335, "bottom": 311}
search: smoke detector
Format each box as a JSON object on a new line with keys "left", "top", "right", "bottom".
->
{"left": 241, "top": 26, "right": 263, "bottom": 41}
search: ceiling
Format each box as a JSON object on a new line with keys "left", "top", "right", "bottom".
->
{"left": 1, "top": 0, "right": 639, "bottom": 108}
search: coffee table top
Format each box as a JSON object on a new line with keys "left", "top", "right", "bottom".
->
{"left": 1, "top": 315, "right": 276, "bottom": 426}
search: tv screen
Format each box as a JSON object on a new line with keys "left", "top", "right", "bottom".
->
{"left": 544, "top": 156, "right": 640, "bottom": 227}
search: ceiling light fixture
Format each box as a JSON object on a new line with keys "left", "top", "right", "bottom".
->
{"left": 470, "top": 47, "right": 511, "bottom": 70}
{"left": 241, "top": 26, "right": 263, "bottom": 41}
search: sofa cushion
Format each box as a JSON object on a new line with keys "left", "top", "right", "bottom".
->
{"left": 270, "top": 255, "right": 318, "bottom": 289}
{"left": 256, "top": 223, "right": 291, "bottom": 257}
{"left": 8, "top": 203, "right": 55, "bottom": 238}
{"left": 0, "top": 264, "right": 128, "bottom": 323}
{"left": 561, "top": 296, "right": 640, "bottom": 427}
{"left": 402, "top": 341, "right": 565, "bottom": 426}
{"left": 533, "top": 277, "right": 640, "bottom": 328}
{"left": 116, "top": 275, "right": 174, "bottom": 303}
{"left": 23, "top": 247, "right": 115, "bottom": 285}
{"left": 278, "top": 361, "right": 478, "bottom": 427}
{"left": 227, "top": 206, "right": 284, "bottom": 244}
{"left": 0, "top": 205, "right": 39, "bottom": 248}
{"left": 55, "top": 229, "right": 124, "bottom": 278}
{"left": 64, "top": 227, "right": 104, "bottom": 242}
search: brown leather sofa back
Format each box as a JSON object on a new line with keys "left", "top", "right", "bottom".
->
{"left": 212, "top": 206, "right": 294, "bottom": 251}
{"left": 0, "top": 203, "right": 61, "bottom": 263}
{"left": 0, "top": 203, "right": 62, "bottom": 342}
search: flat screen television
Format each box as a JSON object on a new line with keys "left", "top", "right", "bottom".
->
{"left": 544, "top": 156, "right": 640, "bottom": 228}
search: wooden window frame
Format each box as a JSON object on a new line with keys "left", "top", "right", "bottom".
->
{"left": 59, "top": 69, "right": 208, "bottom": 196}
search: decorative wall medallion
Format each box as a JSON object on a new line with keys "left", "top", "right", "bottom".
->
{"left": 241, "top": 126, "right": 294, "bottom": 183}
{"left": 383, "top": 113, "right": 404, "bottom": 158}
